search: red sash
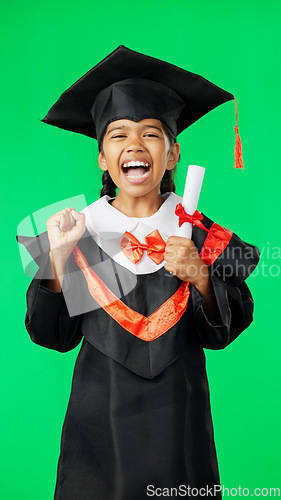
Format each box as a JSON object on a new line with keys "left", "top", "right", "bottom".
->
{"left": 72, "top": 222, "right": 232, "bottom": 342}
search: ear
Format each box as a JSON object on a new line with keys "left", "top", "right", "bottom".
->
{"left": 167, "top": 142, "right": 180, "bottom": 170}
{"left": 98, "top": 151, "right": 108, "bottom": 171}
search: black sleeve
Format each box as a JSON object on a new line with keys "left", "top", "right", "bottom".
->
{"left": 190, "top": 274, "right": 254, "bottom": 349}
{"left": 190, "top": 218, "right": 260, "bottom": 350}
{"left": 17, "top": 233, "right": 83, "bottom": 353}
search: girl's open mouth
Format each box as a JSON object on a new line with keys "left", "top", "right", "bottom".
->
{"left": 121, "top": 161, "right": 151, "bottom": 184}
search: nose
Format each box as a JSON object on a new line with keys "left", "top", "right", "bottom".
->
{"left": 126, "top": 136, "right": 145, "bottom": 152}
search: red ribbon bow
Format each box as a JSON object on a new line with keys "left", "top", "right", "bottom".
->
{"left": 175, "top": 203, "right": 209, "bottom": 232}
{"left": 120, "top": 229, "right": 166, "bottom": 265}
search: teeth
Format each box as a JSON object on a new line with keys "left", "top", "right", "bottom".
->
{"left": 122, "top": 161, "right": 150, "bottom": 168}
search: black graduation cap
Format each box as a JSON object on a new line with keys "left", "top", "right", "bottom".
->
{"left": 42, "top": 45, "right": 243, "bottom": 168}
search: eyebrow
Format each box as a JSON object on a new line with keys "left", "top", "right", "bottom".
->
{"left": 106, "top": 124, "right": 163, "bottom": 135}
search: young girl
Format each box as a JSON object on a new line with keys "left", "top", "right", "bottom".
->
{"left": 17, "top": 46, "right": 259, "bottom": 499}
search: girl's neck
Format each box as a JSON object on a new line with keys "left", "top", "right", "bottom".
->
{"left": 111, "top": 191, "right": 165, "bottom": 218}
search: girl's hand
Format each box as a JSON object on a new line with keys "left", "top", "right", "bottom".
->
{"left": 164, "top": 236, "right": 221, "bottom": 323}
{"left": 164, "top": 236, "right": 209, "bottom": 288}
{"left": 47, "top": 207, "right": 86, "bottom": 266}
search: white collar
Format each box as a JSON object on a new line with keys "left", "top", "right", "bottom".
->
{"left": 81, "top": 192, "right": 183, "bottom": 275}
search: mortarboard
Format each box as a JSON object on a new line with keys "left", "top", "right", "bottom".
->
{"left": 42, "top": 45, "right": 243, "bottom": 168}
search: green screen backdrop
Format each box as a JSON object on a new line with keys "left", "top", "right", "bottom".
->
{"left": 1, "top": 0, "right": 280, "bottom": 498}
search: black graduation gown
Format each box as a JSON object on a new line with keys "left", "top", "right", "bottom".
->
{"left": 17, "top": 212, "right": 259, "bottom": 500}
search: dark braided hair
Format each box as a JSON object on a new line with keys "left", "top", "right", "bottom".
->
{"left": 100, "top": 171, "right": 117, "bottom": 198}
{"left": 99, "top": 121, "right": 180, "bottom": 198}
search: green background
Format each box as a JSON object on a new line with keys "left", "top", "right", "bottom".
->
{"left": 1, "top": 0, "right": 280, "bottom": 498}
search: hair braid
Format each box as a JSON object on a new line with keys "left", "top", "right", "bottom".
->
{"left": 160, "top": 122, "right": 179, "bottom": 194}
{"left": 160, "top": 169, "right": 176, "bottom": 194}
{"left": 100, "top": 171, "right": 117, "bottom": 198}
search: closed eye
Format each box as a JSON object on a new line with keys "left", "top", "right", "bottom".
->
{"left": 111, "top": 133, "right": 159, "bottom": 138}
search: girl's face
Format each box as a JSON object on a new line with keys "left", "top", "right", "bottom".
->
{"left": 98, "top": 118, "right": 180, "bottom": 200}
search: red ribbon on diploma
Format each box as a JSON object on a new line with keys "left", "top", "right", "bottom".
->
{"left": 175, "top": 203, "right": 209, "bottom": 232}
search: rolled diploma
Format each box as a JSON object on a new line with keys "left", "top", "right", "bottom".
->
{"left": 176, "top": 164, "right": 205, "bottom": 239}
